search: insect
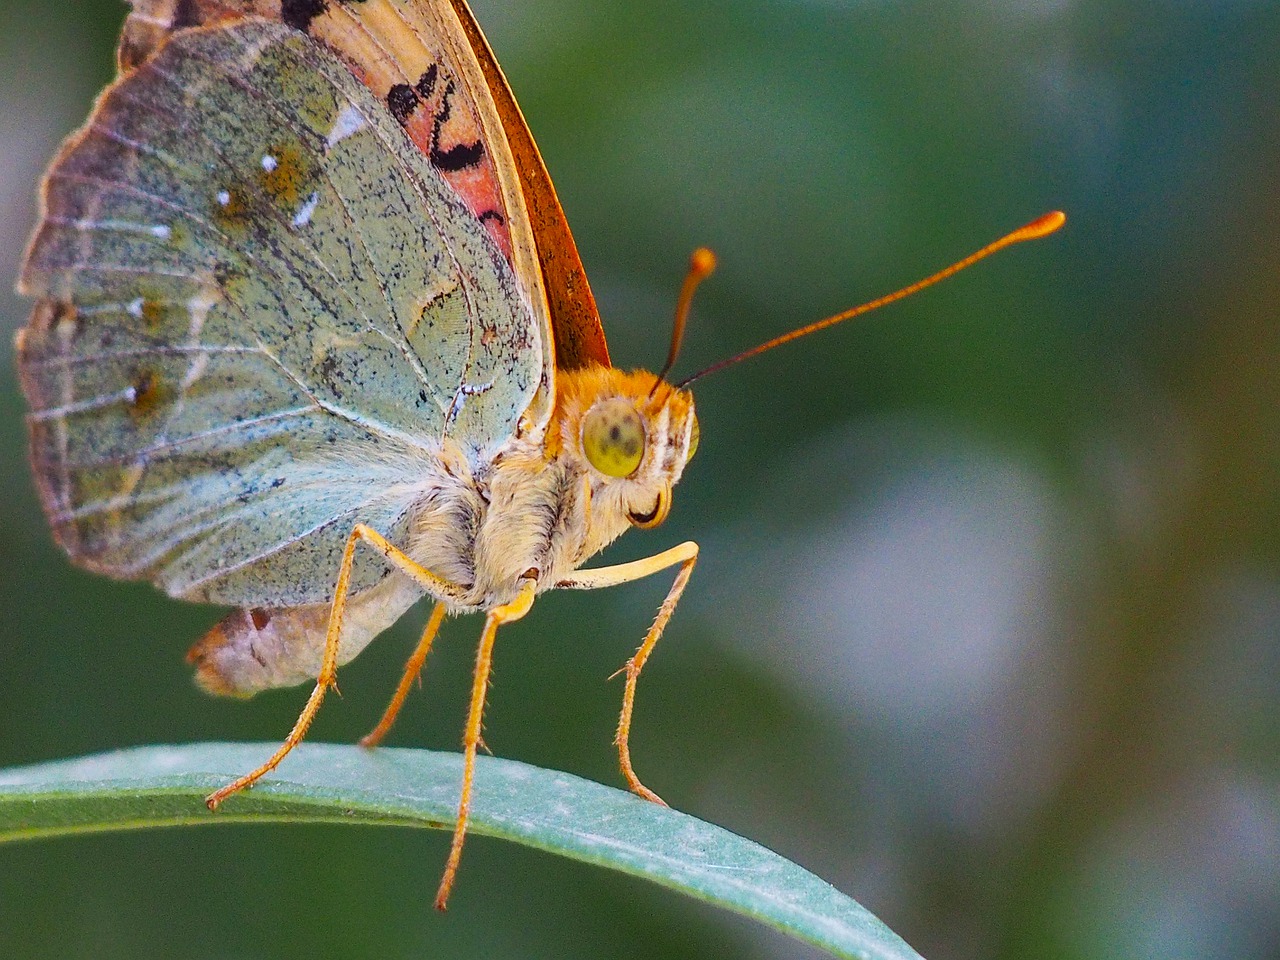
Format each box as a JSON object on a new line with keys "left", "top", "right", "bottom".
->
{"left": 15, "top": 0, "right": 1063, "bottom": 908}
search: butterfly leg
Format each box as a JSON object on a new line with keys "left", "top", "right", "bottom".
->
{"left": 435, "top": 577, "right": 537, "bottom": 911}
{"left": 359, "top": 600, "right": 448, "bottom": 748}
{"left": 204, "top": 524, "right": 465, "bottom": 811}
{"left": 557, "top": 541, "right": 699, "bottom": 806}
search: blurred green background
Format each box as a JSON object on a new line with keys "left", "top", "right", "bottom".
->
{"left": 2, "top": 0, "right": 1277, "bottom": 957}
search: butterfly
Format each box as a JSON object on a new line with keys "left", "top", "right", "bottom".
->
{"left": 16, "top": 0, "right": 1063, "bottom": 908}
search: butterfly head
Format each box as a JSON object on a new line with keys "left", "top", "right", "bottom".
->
{"left": 550, "top": 366, "right": 698, "bottom": 533}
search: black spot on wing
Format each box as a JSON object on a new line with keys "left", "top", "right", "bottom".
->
{"left": 432, "top": 139, "right": 485, "bottom": 172}
{"left": 425, "top": 78, "right": 484, "bottom": 171}
{"left": 478, "top": 209, "right": 506, "bottom": 225}
{"left": 435, "top": 79, "right": 455, "bottom": 127}
{"left": 415, "top": 64, "right": 438, "bottom": 100}
{"left": 386, "top": 83, "right": 418, "bottom": 125}
{"left": 387, "top": 67, "right": 443, "bottom": 130}
{"left": 281, "top": 0, "right": 328, "bottom": 32}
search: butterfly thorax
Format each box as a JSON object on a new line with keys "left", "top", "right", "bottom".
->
{"left": 408, "top": 364, "right": 699, "bottom": 612}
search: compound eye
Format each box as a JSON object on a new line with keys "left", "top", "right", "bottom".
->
{"left": 582, "top": 398, "right": 646, "bottom": 478}
{"left": 686, "top": 413, "right": 700, "bottom": 463}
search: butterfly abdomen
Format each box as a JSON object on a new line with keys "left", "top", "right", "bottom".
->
{"left": 188, "top": 573, "right": 422, "bottom": 696}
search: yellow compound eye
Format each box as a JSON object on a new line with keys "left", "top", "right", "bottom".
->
{"left": 686, "top": 413, "right": 700, "bottom": 463}
{"left": 582, "top": 398, "right": 646, "bottom": 477}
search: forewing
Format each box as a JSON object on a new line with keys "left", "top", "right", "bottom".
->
{"left": 17, "top": 20, "right": 543, "bottom": 606}
{"left": 118, "top": 0, "right": 567, "bottom": 402}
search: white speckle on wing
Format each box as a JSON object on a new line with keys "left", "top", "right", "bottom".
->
{"left": 181, "top": 353, "right": 209, "bottom": 391}
{"left": 447, "top": 379, "right": 495, "bottom": 422}
{"left": 261, "top": 153, "right": 278, "bottom": 172}
{"left": 127, "top": 297, "right": 145, "bottom": 319}
{"left": 49, "top": 216, "right": 173, "bottom": 240}
{"left": 187, "top": 288, "right": 218, "bottom": 340}
{"left": 326, "top": 102, "right": 367, "bottom": 149}
{"left": 216, "top": 189, "right": 231, "bottom": 207}
{"left": 292, "top": 191, "right": 320, "bottom": 229}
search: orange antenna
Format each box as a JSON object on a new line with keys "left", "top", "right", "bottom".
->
{"left": 652, "top": 247, "right": 717, "bottom": 396}
{"left": 677, "top": 211, "right": 1066, "bottom": 388}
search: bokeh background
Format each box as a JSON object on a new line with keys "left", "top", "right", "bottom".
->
{"left": 1, "top": 0, "right": 1277, "bottom": 957}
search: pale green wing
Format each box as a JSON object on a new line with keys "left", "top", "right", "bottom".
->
{"left": 17, "top": 20, "right": 543, "bottom": 607}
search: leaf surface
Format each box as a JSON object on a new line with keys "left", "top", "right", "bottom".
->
{"left": 0, "top": 743, "right": 922, "bottom": 960}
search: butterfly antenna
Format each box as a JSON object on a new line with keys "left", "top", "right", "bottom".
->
{"left": 651, "top": 247, "right": 718, "bottom": 396}
{"left": 677, "top": 210, "right": 1066, "bottom": 388}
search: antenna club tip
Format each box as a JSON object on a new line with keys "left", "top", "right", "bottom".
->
{"left": 1021, "top": 210, "right": 1067, "bottom": 240}
{"left": 690, "top": 247, "right": 718, "bottom": 277}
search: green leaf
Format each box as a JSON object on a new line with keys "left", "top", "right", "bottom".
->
{"left": 0, "top": 744, "right": 922, "bottom": 960}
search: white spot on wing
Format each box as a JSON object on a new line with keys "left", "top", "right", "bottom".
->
{"left": 326, "top": 103, "right": 368, "bottom": 149}
{"left": 447, "top": 380, "right": 495, "bottom": 423}
{"left": 127, "top": 297, "right": 145, "bottom": 319}
{"left": 187, "top": 288, "right": 217, "bottom": 340}
{"left": 158, "top": 285, "right": 221, "bottom": 420}
{"left": 292, "top": 191, "right": 320, "bottom": 229}
{"left": 216, "top": 189, "right": 231, "bottom": 207}
{"left": 49, "top": 216, "right": 174, "bottom": 240}
{"left": 181, "top": 353, "right": 209, "bottom": 391}
{"left": 261, "top": 154, "right": 278, "bottom": 172}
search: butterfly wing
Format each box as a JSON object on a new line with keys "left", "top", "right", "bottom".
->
{"left": 119, "top": 0, "right": 611, "bottom": 371}
{"left": 18, "top": 20, "right": 543, "bottom": 607}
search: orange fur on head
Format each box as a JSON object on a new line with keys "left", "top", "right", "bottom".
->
{"left": 546, "top": 364, "right": 694, "bottom": 463}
